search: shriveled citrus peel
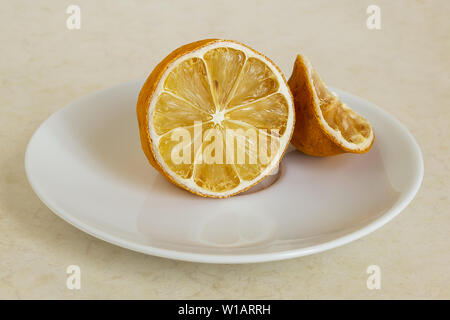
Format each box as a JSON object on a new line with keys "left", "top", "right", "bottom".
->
{"left": 137, "top": 39, "right": 295, "bottom": 198}
{"left": 288, "top": 54, "right": 374, "bottom": 156}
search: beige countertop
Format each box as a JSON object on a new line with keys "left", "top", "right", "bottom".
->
{"left": 0, "top": 0, "right": 448, "bottom": 299}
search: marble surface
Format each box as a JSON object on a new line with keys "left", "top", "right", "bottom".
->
{"left": 0, "top": 0, "right": 448, "bottom": 299}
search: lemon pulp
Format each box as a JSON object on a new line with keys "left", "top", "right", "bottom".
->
{"left": 311, "top": 69, "right": 371, "bottom": 144}
{"left": 152, "top": 47, "right": 289, "bottom": 192}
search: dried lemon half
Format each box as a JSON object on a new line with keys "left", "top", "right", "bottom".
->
{"left": 288, "top": 54, "right": 374, "bottom": 156}
{"left": 137, "top": 39, "right": 295, "bottom": 198}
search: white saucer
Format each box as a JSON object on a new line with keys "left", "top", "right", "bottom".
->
{"left": 25, "top": 80, "right": 423, "bottom": 263}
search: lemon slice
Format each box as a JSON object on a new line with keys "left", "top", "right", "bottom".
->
{"left": 137, "top": 39, "right": 294, "bottom": 197}
{"left": 288, "top": 54, "right": 374, "bottom": 156}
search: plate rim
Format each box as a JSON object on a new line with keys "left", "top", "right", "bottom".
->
{"left": 24, "top": 80, "right": 424, "bottom": 264}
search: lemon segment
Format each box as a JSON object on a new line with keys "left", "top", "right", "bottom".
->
{"left": 153, "top": 92, "right": 212, "bottom": 135}
{"left": 204, "top": 47, "right": 245, "bottom": 111}
{"left": 226, "top": 93, "right": 289, "bottom": 136}
{"left": 227, "top": 58, "right": 279, "bottom": 108}
{"left": 222, "top": 120, "right": 280, "bottom": 181}
{"left": 164, "top": 58, "right": 215, "bottom": 114}
{"left": 158, "top": 122, "right": 212, "bottom": 179}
